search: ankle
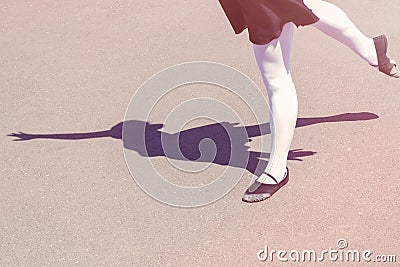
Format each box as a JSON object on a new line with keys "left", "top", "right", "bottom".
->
{"left": 257, "top": 167, "right": 287, "bottom": 184}
{"left": 366, "top": 38, "right": 378, "bottom": 66}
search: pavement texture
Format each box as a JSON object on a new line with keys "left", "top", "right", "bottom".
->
{"left": 1, "top": 0, "right": 399, "bottom": 266}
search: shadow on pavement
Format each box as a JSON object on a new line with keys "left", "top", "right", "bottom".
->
{"left": 8, "top": 112, "right": 378, "bottom": 176}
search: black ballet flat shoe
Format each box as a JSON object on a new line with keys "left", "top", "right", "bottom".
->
{"left": 372, "top": 34, "right": 399, "bottom": 78}
{"left": 242, "top": 168, "right": 289, "bottom": 203}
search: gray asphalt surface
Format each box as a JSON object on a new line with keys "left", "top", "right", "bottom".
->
{"left": 1, "top": 0, "right": 399, "bottom": 266}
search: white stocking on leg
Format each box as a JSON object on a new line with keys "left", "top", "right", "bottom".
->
{"left": 304, "top": 0, "right": 378, "bottom": 65}
{"left": 253, "top": 22, "right": 297, "bottom": 184}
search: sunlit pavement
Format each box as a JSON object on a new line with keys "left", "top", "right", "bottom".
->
{"left": 1, "top": 1, "right": 399, "bottom": 265}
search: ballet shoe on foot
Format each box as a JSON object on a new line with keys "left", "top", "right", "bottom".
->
{"left": 242, "top": 168, "right": 289, "bottom": 203}
{"left": 372, "top": 34, "right": 399, "bottom": 78}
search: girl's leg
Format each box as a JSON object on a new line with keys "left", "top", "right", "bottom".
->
{"left": 303, "top": 0, "right": 378, "bottom": 65}
{"left": 253, "top": 22, "right": 297, "bottom": 184}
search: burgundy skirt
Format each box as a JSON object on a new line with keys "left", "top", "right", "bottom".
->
{"left": 218, "top": 0, "right": 319, "bottom": 45}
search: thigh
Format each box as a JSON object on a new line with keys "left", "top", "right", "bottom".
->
{"left": 303, "top": 0, "right": 346, "bottom": 25}
{"left": 253, "top": 22, "right": 294, "bottom": 79}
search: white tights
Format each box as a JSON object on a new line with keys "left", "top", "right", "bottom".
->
{"left": 254, "top": 0, "right": 378, "bottom": 183}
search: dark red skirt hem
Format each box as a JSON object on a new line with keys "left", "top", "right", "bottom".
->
{"left": 218, "top": 0, "right": 320, "bottom": 45}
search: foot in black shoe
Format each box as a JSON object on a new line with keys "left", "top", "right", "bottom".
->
{"left": 242, "top": 168, "right": 289, "bottom": 203}
{"left": 373, "top": 34, "right": 399, "bottom": 78}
